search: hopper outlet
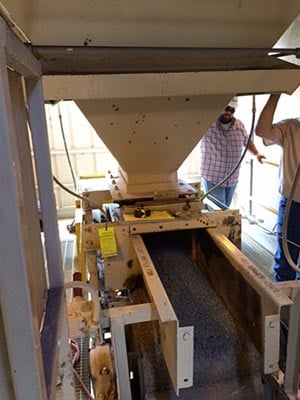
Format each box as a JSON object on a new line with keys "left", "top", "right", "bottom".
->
{"left": 76, "top": 94, "right": 233, "bottom": 198}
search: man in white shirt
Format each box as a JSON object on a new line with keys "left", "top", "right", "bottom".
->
{"left": 256, "top": 94, "right": 300, "bottom": 281}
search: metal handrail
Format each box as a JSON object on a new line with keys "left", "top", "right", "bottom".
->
{"left": 261, "top": 159, "right": 279, "bottom": 168}
{"left": 246, "top": 157, "right": 279, "bottom": 216}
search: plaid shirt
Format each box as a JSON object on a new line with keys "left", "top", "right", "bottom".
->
{"left": 200, "top": 118, "right": 248, "bottom": 187}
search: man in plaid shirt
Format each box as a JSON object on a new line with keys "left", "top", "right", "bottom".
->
{"left": 200, "top": 99, "right": 265, "bottom": 209}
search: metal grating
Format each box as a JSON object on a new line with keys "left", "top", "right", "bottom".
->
{"left": 73, "top": 336, "right": 92, "bottom": 400}
{"left": 241, "top": 221, "right": 276, "bottom": 281}
{"left": 55, "top": 336, "right": 91, "bottom": 400}
{"left": 56, "top": 233, "right": 92, "bottom": 399}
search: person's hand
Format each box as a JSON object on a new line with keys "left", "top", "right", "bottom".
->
{"left": 256, "top": 153, "right": 266, "bottom": 163}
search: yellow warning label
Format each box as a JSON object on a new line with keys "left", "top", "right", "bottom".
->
{"left": 123, "top": 210, "right": 174, "bottom": 222}
{"left": 98, "top": 227, "right": 117, "bottom": 257}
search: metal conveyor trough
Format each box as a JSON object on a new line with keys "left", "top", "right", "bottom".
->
{"left": 130, "top": 231, "right": 265, "bottom": 400}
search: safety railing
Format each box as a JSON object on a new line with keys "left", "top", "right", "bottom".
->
{"left": 245, "top": 157, "right": 279, "bottom": 217}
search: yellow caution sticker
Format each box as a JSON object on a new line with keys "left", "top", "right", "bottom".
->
{"left": 123, "top": 210, "right": 174, "bottom": 222}
{"left": 98, "top": 227, "right": 117, "bottom": 257}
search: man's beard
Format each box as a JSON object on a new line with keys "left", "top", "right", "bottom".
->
{"left": 218, "top": 114, "right": 233, "bottom": 124}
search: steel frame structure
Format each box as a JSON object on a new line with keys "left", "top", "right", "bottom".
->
{"left": 2, "top": 2, "right": 300, "bottom": 398}
{"left": 0, "top": 15, "right": 75, "bottom": 400}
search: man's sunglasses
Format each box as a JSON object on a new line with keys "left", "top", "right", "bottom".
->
{"left": 224, "top": 106, "right": 235, "bottom": 114}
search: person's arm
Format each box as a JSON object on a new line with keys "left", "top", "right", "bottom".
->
{"left": 247, "top": 140, "right": 265, "bottom": 163}
{"left": 255, "top": 94, "right": 281, "bottom": 139}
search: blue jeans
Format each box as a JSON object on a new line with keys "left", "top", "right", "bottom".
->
{"left": 202, "top": 178, "right": 236, "bottom": 210}
{"left": 274, "top": 196, "right": 300, "bottom": 281}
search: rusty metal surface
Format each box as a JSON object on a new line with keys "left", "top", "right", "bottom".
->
{"left": 194, "top": 228, "right": 292, "bottom": 366}
{"left": 195, "top": 228, "right": 264, "bottom": 353}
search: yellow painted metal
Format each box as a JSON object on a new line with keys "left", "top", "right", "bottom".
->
{"left": 257, "top": 204, "right": 278, "bottom": 215}
{"left": 262, "top": 159, "right": 280, "bottom": 168}
{"left": 75, "top": 208, "right": 87, "bottom": 282}
{"left": 123, "top": 210, "right": 174, "bottom": 222}
{"left": 78, "top": 174, "right": 105, "bottom": 179}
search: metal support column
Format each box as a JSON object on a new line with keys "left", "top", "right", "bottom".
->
{"left": 0, "top": 44, "right": 47, "bottom": 400}
{"left": 110, "top": 303, "right": 159, "bottom": 400}
{"left": 0, "top": 15, "right": 75, "bottom": 400}
{"left": 26, "top": 77, "right": 65, "bottom": 289}
{"left": 249, "top": 158, "right": 254, "bottom": 216}
{"left": 284, "top": 290, "right": 300, "bottom": 396}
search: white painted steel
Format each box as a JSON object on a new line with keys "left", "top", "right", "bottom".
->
{"left": 4, "top": 0, "right": 300, "bottom": 201}
{"left": 43, "top": 70, "right": 300, "bottom": 102}
{"left": 26, "top": 77, "right": 65, "bottom": 288}
{"left": 0, "top": 11, "right": 40, "bottom": 78}
{"left": 1, "top": 1, "right": 300, "bottom": 398}
{"left": 284, "top": 290, "right": 300, "bottom": 395}
{"left": 264, "top": 315, "right": 280, "bottom": 374}
{"left": 177, "top": 326, "right": 194, "bottom": 388}
{"left": 1, "top": 1, "right": 299, "bottom": 49}
{"left": 0, "top": 15, "right": 73, "bottom": 400}
{"left": 130, "top": 235, "right": 178, "bottom": 323}
{"left": 0, "top": 45, "right": 47, "bottom": 400}
{"left": 76, "top": 95, "right": 232, "bottom": 193}
{"left": 8, "top": 69, "right": 47, "bottom": 325}
{"left": 109, "top": 303, "right": 159, "bottom": 400}
{"left": 131, "top": 235, "right": 194, "bottom": 394}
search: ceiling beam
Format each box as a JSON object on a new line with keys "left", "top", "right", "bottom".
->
{"left": 30, "top": 45, "right": 300, "bottom": 75}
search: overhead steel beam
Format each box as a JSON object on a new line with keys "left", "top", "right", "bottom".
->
{"left": 0, "top": 13, "right": 74, "bottom": 400}
{"left": 0, "top": 16, "right": 40, "bottom": 78}
{"left": 29, "top": 45, "right": 300, "bottom": 75}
